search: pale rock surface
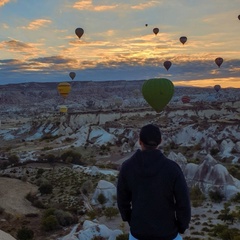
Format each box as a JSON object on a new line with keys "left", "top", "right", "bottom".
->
{"left": 0, "top": 231, "right": 16, "bottom": 240}
{"left": 78, "top": 220, "right": 123, "bottom": 240}
{"left": 91, "top": 180, "right": 117, "bottom": 207}
{"left": 219, "top": 139, "right": 235, "bottom": 156}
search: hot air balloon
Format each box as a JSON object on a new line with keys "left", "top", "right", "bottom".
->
{"left": 142, "top": 78, "right": 174, "bottom": 113}
{"left": 57, "top": 82, "right": 71, "bottom": 99}
{"left": 215, "top": 57, "right": 223, "bottom": 68}
{"left": 179, "top": 36, "right": 187, "bottom": 45}
{"left": 145, "top": 24, "right": 148, "bottom": 27}
{"left": 75, "top": 28, "right": 84, "bottom": 39}
{"left": 238, "top": 15, "right": 240, "bottom": 20}
{"left": 114, "top": 97, "right": 123, "bottom": 107}
{"left": 69, "top": 72, "right": 76, "bottom": 80}
{"left": 59, "top": 105, "right": 68, "bottom": 113}
{"left": 181, "top": 95, "right": 190, "bottom": 103}
{"left": 163, "top": 61, "right": 172, "bottom": 71}
{"left": 153, "top": 28, "right": 159, "bottom": 35}
{"left": 214, "top": 84, "right": 221, "bottom": 92}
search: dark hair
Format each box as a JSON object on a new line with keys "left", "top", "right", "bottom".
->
{"left": 139, "top": 124, "right": 161, "bottom": 149}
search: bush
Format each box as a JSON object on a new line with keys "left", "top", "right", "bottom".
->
{"left": 104, "top": 207, "right": 119, "bottom": 219}
{"left": 17, "top": 227, "right": 34, "bottom": 240}
{"left": 97, "top": 193, "right": 107, "bottom": 205}
{"left": 54, "top": 210, "right": 76, "bottom": 226}
{"left": 231, "top": 192, "right": 240, "bottom": 203}
{"left": 209, "top": 190, "right": 224, "bottom": 203}
{"left": 116, "top": 234, "right": 129, "bottom": 240}
{"left": 41, "top": 215, "right": 59, "bottom": 231}
{"left": 190, "top": 186, "right": 206, "bottom": 207}
{"left": 38, "top": 182, "right": 53, "bottom": 195}
{"left": 8, "top": 154, "right": 20, "bottom": 164}
{"left": 61, "top": 150, "right": 82, "bottom": 165}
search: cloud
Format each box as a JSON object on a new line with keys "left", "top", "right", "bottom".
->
{"left": 21, "top": 19, "right": 52, "bottom": 30}
{"left": 0, "top": 39, "right": 46, "bottom": 58}
{"left": 73, "top": 0, "right": 159, "bottom": 11}
{"left": 131, "top": 1, "right": 160, "bottom": 10}
{"left": 0, "top": 0, "right": 11, "bottom": 7}
{"left": 73, "top": 0, "right": 118, "bottom": 11}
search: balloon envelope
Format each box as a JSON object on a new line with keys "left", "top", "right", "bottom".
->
{"left": 59, "top": 105, "right": 68, "bottom": 113}
{"left": 214, "top": 84, "right": 221, "bottom": 92}
{"left": 181, "top": 95, "right": 190, "bottom": 103}
{"left": 163, "top": 61, "right": 172, "bottom": 71}
{"left": 153, "top": 28, "right": 159, "bottom": 35}
{"left": 142, "top": 78, "right": 174, "bottom": 112}
{"left": 69, "top": 72, "right": 76, "bottom": 80}
{"left": 57, "top": 82, "right": 71, "bottom": 98}
{"left": 145, "top": 24, "right": 148, "bottom": 27}
{"left": 75, "top": 28, "right": 84, "bottom": 39}
{"left": 238, "top": 15, "right": 240, "bottom": 20}
{"left": 179, "top": 36, "right": 187, "bottom": 44}
{"left": 215, "top": 57, "right": 223, "bottom": 67}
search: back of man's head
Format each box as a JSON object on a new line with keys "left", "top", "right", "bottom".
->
{"left": 139, "top": 124, "right": 161, "bottom": 149}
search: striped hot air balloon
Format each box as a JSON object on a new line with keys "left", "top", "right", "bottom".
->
{"left": 57, "top": 82, "right": 71, "bottom": 99}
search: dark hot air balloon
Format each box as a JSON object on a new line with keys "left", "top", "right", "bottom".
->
{"left": 181, "top": 95, "right": 190, "bottom": 103}
{"left": 214, "top": 85, "right": 221, "bottom": 92}
{"left": 215, "top": 57, "right": 223, "bottom": 68}
{"left": 69, "top": 72, "right": 76, "bottom": 80}
{"left": 238, "top": 15, "right": 240, "bottom": 20}
{"left": 163, "top": 61, "right": 172, "bottom": 71}
{"left": 145, "top": 24, "right": 148, "bottom": 27}
{"left": 179, "top": 36, "right": 187, "bottom": 45}
{"left": 153, "top": 28, "right": 159, "bottom": 35}
{"left": 75, "top": 28, "right": 84, "bottom": 39}
{"left": 142, "top": 78, "right": 174, "bottom": 112}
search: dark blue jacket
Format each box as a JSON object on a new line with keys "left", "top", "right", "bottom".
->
{"left": 117, "top": 149, "right": 191, "bottom": 240}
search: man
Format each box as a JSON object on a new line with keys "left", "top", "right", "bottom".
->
{"left": 117, "top": 124, "right": 191, "bottom": 240}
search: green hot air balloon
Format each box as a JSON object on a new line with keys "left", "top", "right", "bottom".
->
{"left": 142, "top": 78, "right": 174, "bottom": 112}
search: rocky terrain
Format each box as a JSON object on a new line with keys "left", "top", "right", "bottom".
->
{"left": 0, "top": 81, "right": 240, "bottom": 240}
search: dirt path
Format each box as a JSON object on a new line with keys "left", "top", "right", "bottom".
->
{"left": 0, "top": 177, "right": 39, "bottom": 215}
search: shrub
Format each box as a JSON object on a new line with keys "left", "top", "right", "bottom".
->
{"left": 54, "top": 210, "right": 76, "bottom": 226}
{"left": 231, "top": 192, "right": 240, "bottom": 203}
{"left": 190, "top": 185, "right": 206, "bottom": 207}
{"left": 41, "top": 215, "right": 59, "bottom": 231}
{"left": 8, "top": 154, "right": 20, "bottom": 164}
{"left": 97, "top": 193, "right": 107, "bottom": 205}
{"left": 38, "top": 182, "right": 53, "bottom": 195}
{"left": 209, "top": 190, "right": 224, "bottom": 203}
{"left": 17, "top": 227, "right": 34, "bottom": 240}
{"left": 104, "top": 207, "right": 119, "bottom": 219}
{"left": 61, "top": 150, "right": 82, "bottom": 165}
{"left": 116, "top": 234, "right": 129, "bottom": 240}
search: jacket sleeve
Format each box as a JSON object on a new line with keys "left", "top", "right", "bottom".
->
{"left": 117, "top": 164, "right": 132, "bottom": 224}
{"left": 174, "top": 169, "right": 191, "bottom": 234}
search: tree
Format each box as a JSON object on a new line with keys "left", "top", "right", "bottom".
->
{"left": 17, "top": 227, "right": 34, "bottom": 240}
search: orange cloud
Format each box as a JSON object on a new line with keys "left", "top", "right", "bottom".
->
{"left": 0, "top": 0, "right": 11, "bottom": 7}
{"left": 22, "top": 19, "right": 51, "bottom": 30}
{"left": 175, "top": 77, "right": 240, "bottom": 88}
{"left": 73, "top": 0, "right": 118, "bottom": 11}
{"left": 131, "top": 1, "right": 160, "bottom": 10}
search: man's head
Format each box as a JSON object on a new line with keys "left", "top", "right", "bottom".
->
{"left": 139, "top": 124, "right": 162, "bottom": 150}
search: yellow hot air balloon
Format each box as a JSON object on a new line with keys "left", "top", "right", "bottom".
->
{"left": 59, "top": 105, "right": 68, "bottom": 113}
{"left": 57, "top": 82, "right": 71, "bottom": 99}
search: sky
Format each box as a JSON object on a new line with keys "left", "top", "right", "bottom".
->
{"left": 0, "top": 0, "right": 240, "bottom": 87}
